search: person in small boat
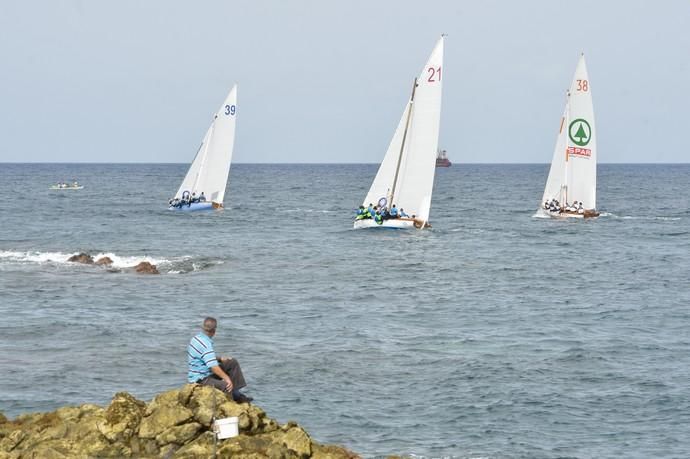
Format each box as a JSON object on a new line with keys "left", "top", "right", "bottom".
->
{"left": 199, "top": 192, "right": 206, "bottom": 202}
{"left": 188, "top": 317, "right": 253, "bottom": 404}
{"left": 399, "top": 208, "right": 409, "bottom": 218}
{"left": 380, "top": 207, "right": 391, "bottom": 220}
{"left": 389, "top": 204, "right": 399, "bottom": 219}
{"left": 191, "top": 192, "right": 198, "bottom": 203}
{"left": 374, "top": 211, "right": 383, "bottom": 225}
{"left": 577, "top": 201, "right": 584, "bottom": 214}
{"left": 367, "top": 203, "right": 374, "bottom": 217}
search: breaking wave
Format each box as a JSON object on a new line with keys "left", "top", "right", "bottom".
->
{"left": 0, "top": 250, "right": 223, "bottom": 274}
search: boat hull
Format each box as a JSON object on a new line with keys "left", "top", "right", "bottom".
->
{"left": 537, "top": 208, "right": 599, "bottom": 219}
{"left": 353, "top": 218, "right": 428, "bottom": 229}
{"left": 168, "top": 202, "right": 216, "bottom": 212}
{"left": 50, "top": 186, "right": 83, "bottom": 190}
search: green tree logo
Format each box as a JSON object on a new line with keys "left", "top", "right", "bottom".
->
{"left": 568, "top": 119, "right": 591, "bottom": 146}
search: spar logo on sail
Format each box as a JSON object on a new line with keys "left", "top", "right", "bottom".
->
{"left": 568, "top": 118, "right": 592, "bottom": 157}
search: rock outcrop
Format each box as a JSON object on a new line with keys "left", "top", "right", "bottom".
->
{"left": 0, "top": 385, "right": 361, "bottom": 458}
{"left": 67, "top": 253, "right": 94, "bottom": 264}
{"left": 134, "top": 261, "right": 159, "bottom": 274}
{"left": 95, "top": 256, "right": 114, "bottom": 266}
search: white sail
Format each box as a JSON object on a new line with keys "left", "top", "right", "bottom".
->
{"left": 540, "top": 54, "right": 597, "bottom": 211}
{"left": 565, "top": 56, "right": 596, "bottom": 210}
{"left": 541, "top": 104, "right": 568, "bottom": 205}
{"left": 361, "top": 36, "right": 444, "bottom": 223}
{"left": 174, "top": 85, "right": 238, "bottom": 204}
{"left": 174, "top": 126, "right": 212, "bottom": 200}
{"left": 362, "top": 102, "right": 412, "bottom": 208}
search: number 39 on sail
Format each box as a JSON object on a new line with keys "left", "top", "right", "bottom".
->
{"left": 354, "top": 36, "right": 445, "bottom": 229}
{"left": 168, "top": 85, "right": 238, "bottom": 212}
{"left": 538, "top": 54, "right": 600, "bottom": 219}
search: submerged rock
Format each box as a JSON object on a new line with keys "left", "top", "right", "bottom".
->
{"left": 0, "top": 385, "right": 360, "bottom": 458}
{"left": 95, "top": 256, "right": 114, "bottom": 266}
{"left": 134, "top": 261, "right": 159, "bottom": 274}
{"left": 67, "top": 253, "right": 94, "bottom": 264}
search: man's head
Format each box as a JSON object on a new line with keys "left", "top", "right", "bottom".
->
{"left": 202, "top": 317, "right": 217, "bottom": 336}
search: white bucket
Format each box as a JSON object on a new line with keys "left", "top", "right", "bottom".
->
{"left": 213, "top": 417, "right": 239, "bottom": 439}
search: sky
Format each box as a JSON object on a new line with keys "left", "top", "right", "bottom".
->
{"left": 0, "top": 0, "right": 688, "bottom": 164}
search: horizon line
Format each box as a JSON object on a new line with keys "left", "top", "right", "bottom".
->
{"left": 2, "top": 161, "right": 690, "bottom": 165}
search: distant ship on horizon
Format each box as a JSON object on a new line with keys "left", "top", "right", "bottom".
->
{"left": 436, "top": 148, "right": 451, "bottom": 167}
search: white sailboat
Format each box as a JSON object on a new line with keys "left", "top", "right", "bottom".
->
{"left": 168, "top": 85, "right": 237, "bottom": 211}
{"left": 354, "top": 36, "right": 445, "bottom": 229}
{"left": 539, "top": 54, "right": 599, "bottom": 219}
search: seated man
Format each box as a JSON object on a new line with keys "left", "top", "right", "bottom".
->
{"left": 199, "top": 192, "right": 206, "bottom": 202}
{"left": 187, "top": 317, "right": 253, "bottom": 403}
{"left": 399, "top": 208, "right": 409, "bottom": 218}
{"left": 389, "top": 204, "right": 399, "bottom": 218}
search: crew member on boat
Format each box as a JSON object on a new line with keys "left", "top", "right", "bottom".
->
{"left": 199, "top": 192, "right": 206, "bottom": 202}
{"left": 389, "top": 205, "right": 399, "bottom": 218}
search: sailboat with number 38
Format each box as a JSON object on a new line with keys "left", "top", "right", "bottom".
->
{"left": 538, "top": 54, "right": 599, "bottom": 219}
{"left": 354, "top": 36, "right": 445, "bottom": 229}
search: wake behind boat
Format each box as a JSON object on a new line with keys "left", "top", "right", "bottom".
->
{"left": 354, "top": 36, "right": 445, "bottom": 229}
{"left": 538, "top": 54, "right": 600, "bottom": 219}
{"left": 168, "top": 85, "right": 237, "bottom": 212}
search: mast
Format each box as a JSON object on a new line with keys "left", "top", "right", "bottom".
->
{"left": 388, "top": 78, "right": 418, "bottom": 208}
{"left": 562, "top": 92, "right": 571, "bottom": 206}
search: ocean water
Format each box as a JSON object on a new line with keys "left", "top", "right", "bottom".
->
{"left": 1, "top": 163, "right": 689, "bottom": 459}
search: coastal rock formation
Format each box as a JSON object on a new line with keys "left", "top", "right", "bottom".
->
{"left": 0, "top": 385, "right": 361, "bottom": 458}
{"left": 134, "top": 261, "right": 159, "bottom": 274}
{"left": 95, "top": 256, "right": 114, "bottom": 266}
{"left": 67, "top": 253, "right": 94, "bottom": 264}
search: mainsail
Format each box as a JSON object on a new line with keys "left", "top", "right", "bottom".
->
{"left": 362, "top": 36, "right": 444, "bottom": 223}
{"left": 174, "top": 85, "right": 238, "bottom": 205}
{"left": 541, "top": 55, "right": 596, "bottom": 210}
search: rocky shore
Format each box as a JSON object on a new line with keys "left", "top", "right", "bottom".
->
{"left": 0, "top": 385, "right": 367, "bottom": 458}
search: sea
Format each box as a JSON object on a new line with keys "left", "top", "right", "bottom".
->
{"left": 1, "top": 163, "right": 689, "bottom": 459}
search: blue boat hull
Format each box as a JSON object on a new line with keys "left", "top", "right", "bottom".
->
{"left": 168, "top": 202, "right": 214, "bottom": 212}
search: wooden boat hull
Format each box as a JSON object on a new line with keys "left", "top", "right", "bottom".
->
{"left": 538, "top": 208, "right": 600, "bottom": 219}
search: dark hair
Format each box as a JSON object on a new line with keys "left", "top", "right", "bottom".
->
{"left": 202, "top": 317, "right": 217, "bottom": 332}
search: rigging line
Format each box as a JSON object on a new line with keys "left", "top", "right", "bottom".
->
{"left": 193, "top": 117, "right": 217, "bottom": 193}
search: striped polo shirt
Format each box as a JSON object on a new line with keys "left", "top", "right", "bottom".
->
{"left": 187, "top": 332, "right": 219, "bottom": 383}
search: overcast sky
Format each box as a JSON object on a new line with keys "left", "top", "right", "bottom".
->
{"left": 1, "top": 0, "right": 688, "bottom": 163}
